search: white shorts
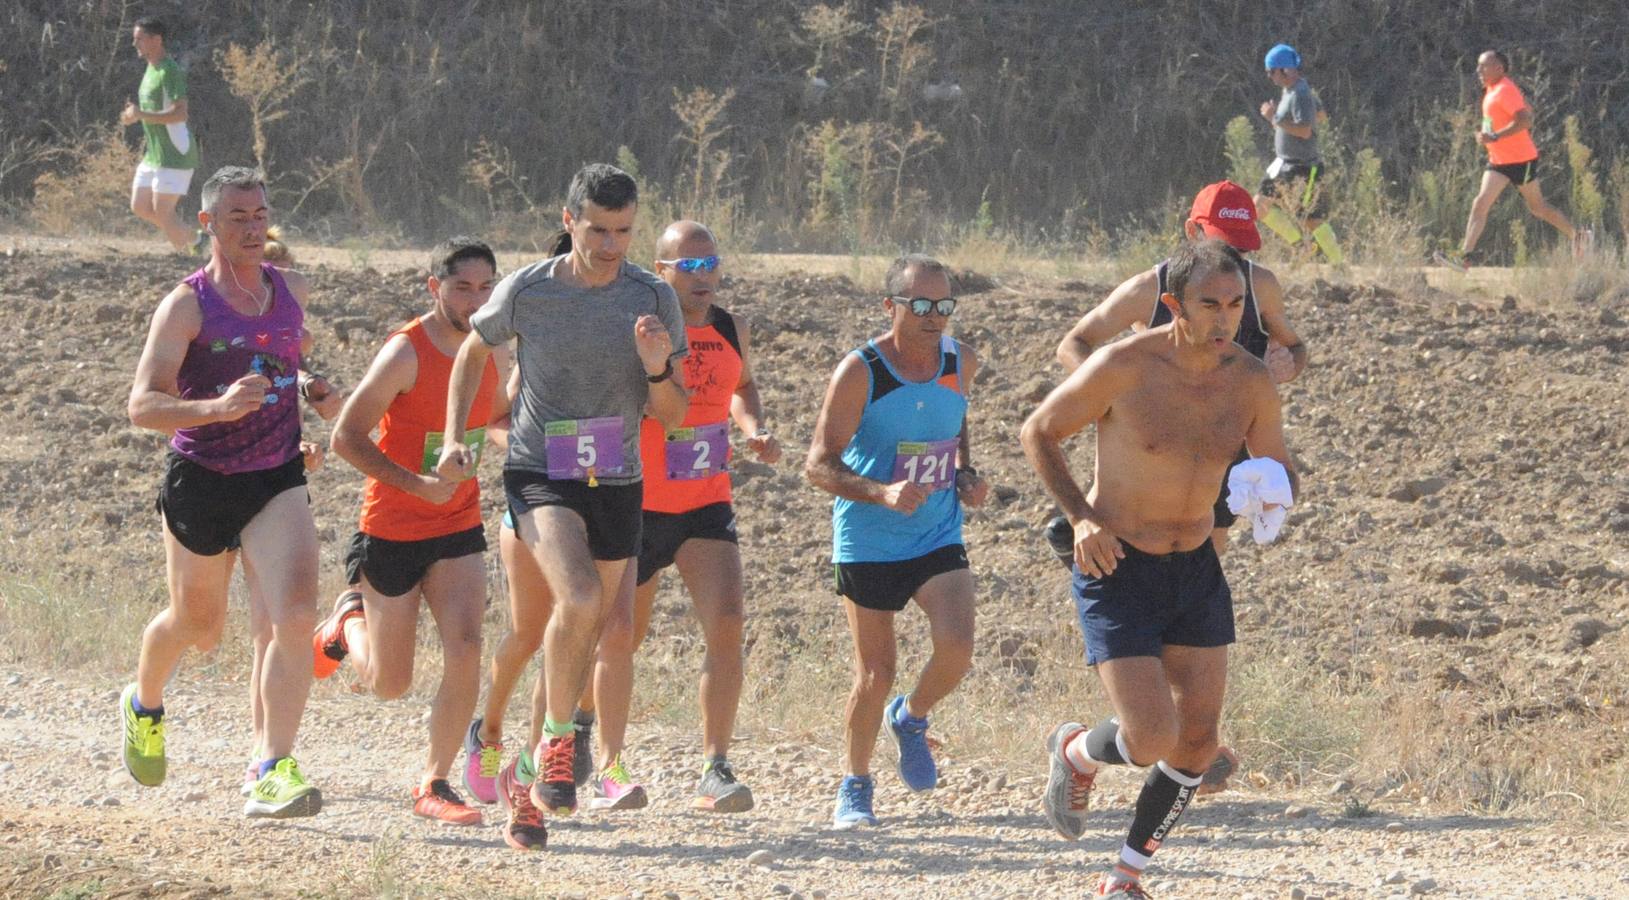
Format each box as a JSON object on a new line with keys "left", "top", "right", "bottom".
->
{"left": 132, "top": 162, "right": 194, "bottom": 196}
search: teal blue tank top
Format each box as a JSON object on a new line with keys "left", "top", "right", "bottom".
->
{"left": 832, "top": 336, "right": 968, "bottom": 563}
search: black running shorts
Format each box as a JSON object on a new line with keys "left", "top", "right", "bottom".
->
{"left": 1487, "top": 158, "right": 1538, "bottom": 187}
{"left": 156, "top": 451, "right": 307, "bottom": 557}
{"left": 833, "top": 544, "right": 970, "bottom": 613}
{"left": 503, "top": 468, "right": 642, "bottom": 561}
{"left": 344, "top": 526, "right": 487, "bottom": 598}
{"left": 637, "top": 501, "right": 738, "bottom": 585}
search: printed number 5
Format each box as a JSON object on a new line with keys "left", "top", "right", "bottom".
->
{"left": 692, "top": 440, "right": 711, "bottom": 470}
{"left": 576, "top": 435, "right": 596, "bottom": 468}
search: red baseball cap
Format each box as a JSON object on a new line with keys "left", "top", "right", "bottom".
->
{"left": 1188, "top": 181, "right": 1261, "bottom": 252}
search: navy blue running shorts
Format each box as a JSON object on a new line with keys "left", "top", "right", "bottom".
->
{"left": 1071, "top": 541, "right": 1234, "bottom": 665}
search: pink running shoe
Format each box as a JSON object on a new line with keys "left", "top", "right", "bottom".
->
{"left": 461, "top": 718, "right": 502, "bottom": 805}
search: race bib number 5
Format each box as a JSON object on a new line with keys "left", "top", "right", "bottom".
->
{"left": 544, "top": 417, "right": 625, "bottom": 482}
{"left": 891, "top": 438, "right": 958, "bottom": 492}
{"left": 422, "top": 427, "right": 486, "bottom": 474}
{"left": 665, "top": 422, "right": 730, "bottom": 480}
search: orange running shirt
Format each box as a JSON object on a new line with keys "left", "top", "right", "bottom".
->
{"left": 1483, "top": 77, "right": 1539, "bottom": 166}
{"left": 358, "top": 317, "right": 498, "bottom": 541}
{"left": 640, "top": 307, "right": 744, "bottom": 514}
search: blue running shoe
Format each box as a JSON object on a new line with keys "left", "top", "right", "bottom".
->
{"left": 887, "top": 695, "right": 937, "bottom": 791}
{"left": 832, "top": 774, "right": 877, "bottom": 830}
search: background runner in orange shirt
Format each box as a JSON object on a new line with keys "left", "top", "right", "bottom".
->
{"left": 314, "top": 237, "right": 511, "bottom": 826}
{"left": 576, "top": 220, "right": 781, "bottom": 813}
{"left": 1444, "top": 49, "right": 1576, "bottom": 268}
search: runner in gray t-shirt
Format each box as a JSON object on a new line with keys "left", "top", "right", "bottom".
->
{"left": 438, "top": 164, "right": 688, "bottom": 847}
{"left": 1254, "top": 43, "right": 1344, "bottom": 265}
{"left": 471, "top": 254, "right": 685, "bottom": 485}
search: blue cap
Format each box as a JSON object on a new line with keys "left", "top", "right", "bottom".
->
{"left": 1264, "top": 44, "right": 1301, "bottom": 71}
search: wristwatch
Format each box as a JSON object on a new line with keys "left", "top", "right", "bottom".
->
{"left": 647, "top": 360, "right": 674, "bottom": 383}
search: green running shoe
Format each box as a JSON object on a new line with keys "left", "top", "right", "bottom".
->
{"left": 119, "top": 683, "right": 166, "bottom": 787}
{"left": 243, "top": 757, "right": 323, "bottom": 819}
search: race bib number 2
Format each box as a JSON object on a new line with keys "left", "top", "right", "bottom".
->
{"left": 891, "top": 438, "right": 958, "bottom": 491}
{"left": 544, "top": 417, "right": 625, "bottom": 482}
{"left": 665, "top": 422, "right": 730, "bottom": 480}
{"left": 422, "top": 427, "right": 486, "bottom": 474}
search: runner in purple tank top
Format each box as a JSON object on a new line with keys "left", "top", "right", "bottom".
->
{"left": 121, "top": 166, "right": 343, "bottom": 819}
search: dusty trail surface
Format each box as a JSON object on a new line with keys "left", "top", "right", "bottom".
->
{"left": 0, "top": 241, "right": 1625, "bottom": 898}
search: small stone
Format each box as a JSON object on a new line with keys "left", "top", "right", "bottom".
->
{"left": 1283, "top": 804, "right": 1310, "bottom": 819}
{"left": 182, "top": 790, "right": 207, "bottom": 802}
{"left": 1383, "top": 870, "right": 1407, "bottom": 885}
{"left": 1410, "top": 878, "right": 1437, "bottom": 895}
{"left": 772, "top": 885, "right": 794, "bottom": 896}
{"left": 4, "top": 674, "right": 21, "bottom": 686}
{"left": 152, "top": 881, "right": 170, "bottom": 890}
{"left": 1384, "top": 821, "right": 1406, "bottom": 833}
{"left": 1289, "top": 888, "right": 1307, "bottom": 900}
{"left": 746, "top": 849, "right": 775, "bottom": 868}
{"left": 101, "top": 796, "right": 120, "bottom": 807}
{"left": 1328, "top": 779, "right": 1353, "bottom": 795}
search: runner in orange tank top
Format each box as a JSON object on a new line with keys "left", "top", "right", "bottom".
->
{"left": 312, "top": 237, "right": 512, "bottom": 826}
{"left": 577, "top": 220, "right": 781, "bottom": 813}
{"left": 1439, "top": 49, "right": 1578, "bottom": 269}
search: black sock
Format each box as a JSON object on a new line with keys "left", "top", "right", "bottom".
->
{"left": 572, "top": 707, "right": 595, "bottom": 727}
{"left": 1120, "top": 761, "right": 1203, "bottom": 872}
{"left": 1083, "top": 716, "right": 1128, "bottom": 766}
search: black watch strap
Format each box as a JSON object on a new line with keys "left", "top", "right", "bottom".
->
{"left": 647, "top": 359, "right": 674, "bottom": 383}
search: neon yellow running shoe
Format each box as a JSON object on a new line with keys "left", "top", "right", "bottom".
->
{"left": 119, "top": 683, "right": 166, "bottom": 787}
{"left": 243, "top": 757, "right": 323, "bottom": 819}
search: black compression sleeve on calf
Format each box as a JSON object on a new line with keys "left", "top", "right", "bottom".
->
{"left": 1084, "top": 716, "right": 1128, "bottom": 766}
{"left": 1119, "top": 761, "right": 1203, "bottom": 871}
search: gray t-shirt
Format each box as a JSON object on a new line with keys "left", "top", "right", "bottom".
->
{"left": 472, "top": 255, "right": 686, "bottom": 484}
{"left": 1273, "top": 77, "right": 1321, "bottom": 164}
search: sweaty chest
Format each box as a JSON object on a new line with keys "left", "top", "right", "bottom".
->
{"left": 1113, "top": 381, "right": 1250, "bottom": 463}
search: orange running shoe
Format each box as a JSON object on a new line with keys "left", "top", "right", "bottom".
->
{"left": 497, "top": 760, "right": 548, "bottom": 850}
{"left": 411, "top": 778, "right": 482, "bottom": 826}
{"left": 312, "top": 590, "right": 364, "bottom": 679}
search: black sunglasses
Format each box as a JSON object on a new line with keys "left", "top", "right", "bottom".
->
{"left": 890, "top": 295, "right": 957, "bottom": 317}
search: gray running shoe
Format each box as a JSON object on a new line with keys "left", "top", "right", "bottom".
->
{"left": 1196, "top": 745, "right": 1238, "bottom": 796}
{"left": 1043, "top": 721, "right": 1095, "bottom": 840}
{"left": 572, "top": 716, "right": 595, "bottom": 787}
{"left": 694, "top": 759, "right": 755, "bottom": 813}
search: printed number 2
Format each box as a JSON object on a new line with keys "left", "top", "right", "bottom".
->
{"left": 576, "top": 435, "right": 596, "bottom": 468}
{"left": 692, "top": 440, "right": 711, "bottom": 470}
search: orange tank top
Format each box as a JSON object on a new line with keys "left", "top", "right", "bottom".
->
{"left": 640, "top": 307, "right": 744, "bottom": 513}
{"left": 358, "top": 317, "right": 498, "bottom": 541}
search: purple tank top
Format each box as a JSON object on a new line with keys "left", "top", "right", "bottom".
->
{"left": 169, "top": 265, "right": 303, "bottom": 474}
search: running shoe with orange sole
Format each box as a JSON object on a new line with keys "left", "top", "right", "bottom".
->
{"left": 412, "top": 778, "right": 482, "bottom": 826}
{"left": 497, "top": 760, "right": 548, "bottom": 850}
{"left": 312, "top": 590, "right": 364, "bottom": 679}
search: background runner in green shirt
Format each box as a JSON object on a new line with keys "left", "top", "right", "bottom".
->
{"left": 121, "top": 17, "right": 205, "bottom": 254}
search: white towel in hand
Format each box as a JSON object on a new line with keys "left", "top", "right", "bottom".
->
{"left": 1226, "top": 457, "right": 1294, "bottom": 544}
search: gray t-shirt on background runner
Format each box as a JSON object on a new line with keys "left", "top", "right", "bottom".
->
{"left": 1273, "top": 77, "right": 1321, "bottom": 164}
{"left": 472, "top": 255, "right": 686, "bottom": 485}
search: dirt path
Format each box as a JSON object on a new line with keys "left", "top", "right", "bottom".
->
{"left": 3, "top": 669, "right": 1627, "bottom": 899}
{"left": 0, "top": 242, "right": 1625, "bottom": 898}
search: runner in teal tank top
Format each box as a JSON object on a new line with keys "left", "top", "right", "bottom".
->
{"left": 805, "top": 254, "right": 989, "bottom": 831}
